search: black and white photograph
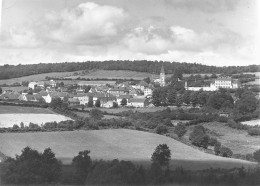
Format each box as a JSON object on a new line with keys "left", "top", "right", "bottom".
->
{"left": 0, "top": 0, "right": 259, "bottom": 185}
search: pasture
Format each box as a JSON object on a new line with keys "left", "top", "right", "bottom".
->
{"left": 0, "top": 105, "right": 72, "bottom": 127}
{"left": 241, "top": 119, "right": 260, "bottom": 126}
{"left": 0, "top": 129, "right": 255, "bottom": 170}
{"left": 192, "top": 122, "right": 260, "bottom": 155}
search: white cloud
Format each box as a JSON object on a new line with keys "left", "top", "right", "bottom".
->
{"left": 42, "top": 2, "right": 127, "bottom": 45}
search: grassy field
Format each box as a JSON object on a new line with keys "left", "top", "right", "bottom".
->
{"left": 186, "top": 122, "right": 260, "bottom": 155}
{"left": 0, "top": 105, "right": 54, "bottom": 114}
{"left": 67, "top": 70, "right": 161, "bottom": 80}
{"left": 0, "top": 105, "right": 72, "bottom": 127}
{"left": 72, "top": 111, "right": 120, "bottom": 120}
{"left": 0, "top": 129, "right": 255, "bottom": 170}
{"left": 0, "top": 71, "right": 79, "bottom": 85}
{"left": 241, "top": 119, "right": 260, "bottom": 126}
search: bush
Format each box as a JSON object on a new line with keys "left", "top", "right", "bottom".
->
{"left": 253, "top": 149, "right": 260, "bottom": 163}
{"left": 0, "top": 147, "right": 61, "bottom": 184}
{"left": 174, "top": 123, "right": 187, "bottom": 137}
{"left": 214, "top": 141, "right": 221, "bottom": 155}
{"left": 219, "top": 146, "right": 233, "bottom": 157}
{"left": 156, "top": 124, "right": 168, "bottom": 134}
{"left": 208, "top": 137, "right": 218, "bottom": 146}
{"left": 248, "top": 128, "right": 260, "bottom": 136}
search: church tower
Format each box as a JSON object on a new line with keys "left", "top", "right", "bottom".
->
{"left": 159, "top": 64, "right": 165, "bottom": 87}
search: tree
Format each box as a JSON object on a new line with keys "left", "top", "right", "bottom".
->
{"left": 95, "top": 99, "right": 101, "bottom": 107}
{"left": 90, "top": 108, "right": 103, "bottom": 120}
{"left": 0, "top": 87, "right": 2, "bottom": 94}
{"left": 253, "top": 149, "right": 260, "bottom": 163}
{"left": 190, "top": 91, "right": 199, "bottom": 107}
{"left": 235, "top": 91, "right": 258, "bottom": 115}
{"left": 189, "top": 125, "right": 209, "bottom": 149}
{"left": 174, "top": 123, "right": 187, "bottom": 137}
{"left": 50, "top": 97, "right": 62, "bottom": 109}
{"left": 167, "top": 89, "right": 177, "bottom": 105}
{"left": 121, "top": 98, "right": 127, "bottom": 106}
{"left": 0, "top": 147, "right": 61, "bottom": 184}
{"left": 87, "top": 100, "right": 94, "bottom": 107}
{"left": 151, "top": 144, "right": 171, "bottom": 168}
{"left": 113, "top": 102, "right": 118, "bottom": 108}
{"left": 219, "top": 146, "right": 233, "bottom": 157}
{"left": 214, "top": 141, "right": 221, "bottom": 155}
{"left": 143, "top": 77, "right": 150, "bottom": 84}
{"left": 155, "top": 124, "right": 168, "bottom": 134}
{"left": 72, "top": 150, "right": 92, "bottom": 184}
{"left": 12, "top": 124, "right": 19, "bottom": 130}
{"left": 198, "top": 91, "right": 208, "bottom": 106}
{"left": 183, "top": 91, "right": 191, "bottom": 105}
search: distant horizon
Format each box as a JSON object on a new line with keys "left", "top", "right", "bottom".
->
{"left": 0, "top": 0, "right": 259, "bottom": 66}
{"left": 1, "top": 60, "right": 259, "bottom": 68}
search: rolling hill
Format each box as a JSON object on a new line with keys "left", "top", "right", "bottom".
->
{"left": 0, "top": 129, "right": 255, "bottom": 170}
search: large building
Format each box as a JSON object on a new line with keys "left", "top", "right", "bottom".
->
{"left": 185, "top": 76, "right": 240, "bottom": 91}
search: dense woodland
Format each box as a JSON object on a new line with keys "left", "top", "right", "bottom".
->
{"left": 0, "top": 60, "right": 259, "bottom": 80}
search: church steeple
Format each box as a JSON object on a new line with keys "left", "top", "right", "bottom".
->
{"left": 159, "top": 64, "right": 165, "bottom": 87}
{"left": 160, "top": 64, "right": 165, "bottom": 74}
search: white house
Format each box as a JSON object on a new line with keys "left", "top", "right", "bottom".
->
{"left": 128, "top": 98, "right": 149, "bottom": 107}
{"left": 73, "top": 93, "right": 92, "bottom": 105}
{"left": 143, "top": 87, "right": 153, "bottom": 96}
{"left": 28, "top": 82, "right": 38, "bottom": 89}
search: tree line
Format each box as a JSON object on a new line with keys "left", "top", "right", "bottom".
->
{"left": 0, "top": 60, "right": 259, "bottom": 80}
{"left": 1, "top": 145, "right": 260, "bottom": 185}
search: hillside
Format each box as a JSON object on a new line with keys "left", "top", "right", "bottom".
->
{"left": 0, "top": 129, "right": 255, "bottom": 170}
{"left": 1, "top": 61, "right": 259, "bottom": 81}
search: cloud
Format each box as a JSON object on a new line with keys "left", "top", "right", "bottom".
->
{"left": 40, "top": 2, "right": 127, "bottom": 45}
{"left": 163, "top": 0, "right": 241, "bottom": 13}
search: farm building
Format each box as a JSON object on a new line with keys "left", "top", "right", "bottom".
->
{"left": 128, "top": 98, "right": 149, "bottom": 107}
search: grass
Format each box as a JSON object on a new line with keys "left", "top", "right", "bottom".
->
{"left": 72, "top": 111, "right": 120, "bottom": 119}
{"left": 0, "top": 105, "right": 54, "bottom": 114}
{"left": 0, "top": 71, "right": 79, "bottom": 85}
{"left": 0, "top": 129, "right": 256, "bottom": 170}
{"left": 241, "top": 119, "right": 260, "bottom": 126}
{"left": 0, "top": 105, "right": 72, "bottom": 127}
{"left": 186, "top": 122, "right": 260, "bottom": 155}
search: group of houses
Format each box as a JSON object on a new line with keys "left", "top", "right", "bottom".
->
{"left": 185, "top": 76, "right": 240, "bottom": 91}
{"left": 0, "top": 78, "right": 155, "bottom": 108}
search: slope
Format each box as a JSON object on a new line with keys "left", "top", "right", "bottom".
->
{"left": 0, "top": 129, "right": 256, "bottom": 170}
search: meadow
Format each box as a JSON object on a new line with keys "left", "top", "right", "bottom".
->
{"left": 0, "top": 129, "right": 255, "bottom": 170}
{"left": 0, "top": 105, "right": 72, "bottom": 127}
{"left": 185, "top": 122, "right": 260, "bottom": 155}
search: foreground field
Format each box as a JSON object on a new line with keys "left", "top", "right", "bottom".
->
{"left": 0, "top": 105, "right": 72, "bottom": 127}
{"left": 0, "top": 129, "right": 255, "bottom": 170}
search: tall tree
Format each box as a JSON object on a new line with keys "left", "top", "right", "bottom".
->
{"left": 121, "top": 98, "right": 127, "bottom": 106}
{"left": 95, "top": 99, "right": 101, "bottom": 107}
{"left": 151, "top": 144, "right": 171, "bottom": 168}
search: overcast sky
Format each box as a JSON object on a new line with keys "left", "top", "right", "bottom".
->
{"left": 0, "top": 0, "right": 259, "bottom": 66}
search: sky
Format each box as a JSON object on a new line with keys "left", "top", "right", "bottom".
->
{"left": 0, "top": 0, "right": 259, "bottom": 66}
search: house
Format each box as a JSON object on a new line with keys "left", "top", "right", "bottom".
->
{"left": 103, "top": 101, "right": 115, "bottom": 108}
{"left": 28, "top": 82, "right": 38, "bottom": 89}
{"left": 116, "top": 95, "right": 133, "bottom": 105}
{"left": 128, "top": 98, "right": 149, "bottom": 107}
{"left": 92, "top": 93, "right": 116, "bottom": 106}
{"left": 129, "top": 89, "right": 138, "bottom": 96}
{"left": 46, "top": 87, "right": 56, "bottom": 92}
{"left": 68, "top": 98, "right": 80, "bottom": 106}
{"left": 72, "top": 93, "right": 93, "bottom": 105}
{"left": 0, "top": 93, "right": 20, "bottom": 101}
{"left": 143, "top": 87, "right": 153, "bottom": 97}
{"left": 50, "top": 80, "right": 57, "bottom": 87}
{"left": 37, "top": 81, "right": 45, "bottom": 89}
{"left": 19, "top": 94, "right": 38, "bottom": 102}
{"left": 108, "top": 86, "right": 129, "bottom": 96}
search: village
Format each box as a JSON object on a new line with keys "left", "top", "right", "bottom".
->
{"left": 0, "top": 65, "right": 245, "bottom": 110}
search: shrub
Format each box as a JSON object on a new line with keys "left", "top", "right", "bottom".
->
{"left": 174, "top": 123, "right": 187, "bottom": 137}
{"left": 253, "top": 149, "right": 260, "bottom": 163}
{"left": 191, "top": 134, "right": 210, "bottom": 149}
{"left": 214, "top": 141, "right": 221, "bottom": 155}
{"left": 156, "top": 124, "right": 168, "bottom": 134}
{"left": 248, "top": 128, "right": 260, "bottom": 136}
{"left": 219, "top": 146, "right": 233, "bottom": 157}
{"left": 208, "top": 137, "right": 218, "bottom": 146}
